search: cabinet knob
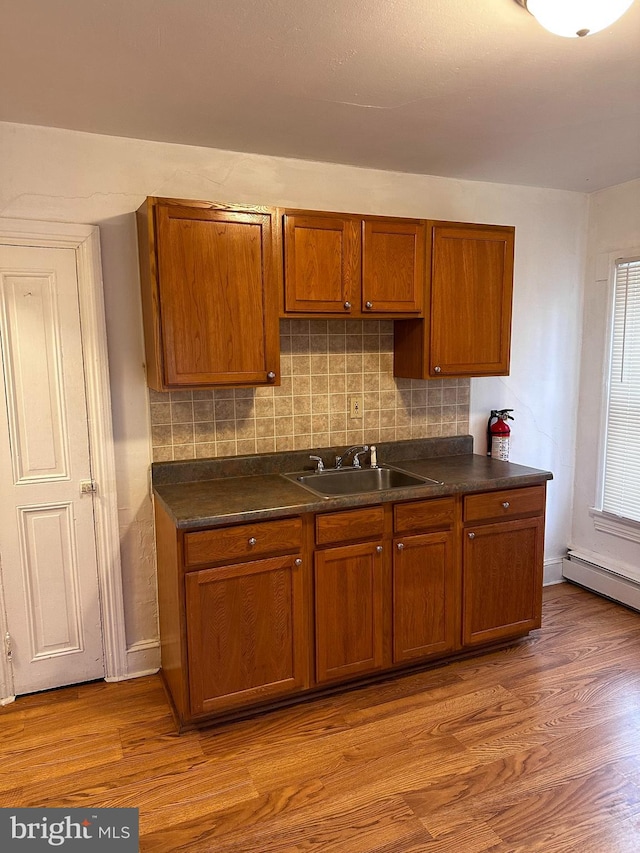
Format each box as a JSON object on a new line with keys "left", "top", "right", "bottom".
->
{"left": 294, "top": 558, "right": 302, "bottom": 566}
{"left": 397, "top": 542, "right": 404, "bottom": 550}
{"left": 267, "top": 371, "right": 276, "bottom": 382}
{"left": 434, "top": 366, "right": 442, "bottom": 373}
{"left": 502, "top": 501, "right": 510, "bottom": 509}
{"left": 376, "top": 545, "right": 383, "bottom": 554}
{"left": 248, "top": 537, "right": 257, "bottom": 546}
{"left": 344, "top": 301, "right": 351, "bottom": 310}
{"left": 365, "top": 301, "right": 373, "bottom": 309}
{"left": 468, "top": 532, "right": 475, "bottom": 539}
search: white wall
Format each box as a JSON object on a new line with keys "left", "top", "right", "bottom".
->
{"left": 571, "top": 179, "right": 640, "bottom": 567}
{"left": 470, "top": 194, "right": 587, "bottom": 574}
{"left": 0, "top": 121, "right": 587, "bottom": 662}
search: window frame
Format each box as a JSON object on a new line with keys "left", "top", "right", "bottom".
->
{"left": 593, "top": 246, "right": 640, "bottom": 537}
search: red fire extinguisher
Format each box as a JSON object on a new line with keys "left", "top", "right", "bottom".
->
{"left": 487, "top": 409, "right": 514, "bottom": 460}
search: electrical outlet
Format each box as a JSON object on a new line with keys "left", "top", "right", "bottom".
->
{"left": 349, "top": 396, "right": 363, "bottom": 419}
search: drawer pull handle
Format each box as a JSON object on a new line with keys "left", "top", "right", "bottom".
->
{"left": 468, "top": 532, "right": 475, "bottom": 539}
{"left": 344, "top": 301, "right": 351, "bottom": 310}
{"left": 267, "top": 371, "right": 276, "bottom": 381}
{"left": 365, "top": 301, "right": 373, "bottom": 309}
{"left": 376, "top": 545, "right": 383, "bottom": 554}
{"left": 248, "top": 537, "right": 257, "bottom": 546}
{"left": 397, "top": 542, "right": 404, "bottom": 550}
{"left": 294, "top": 558, "right": 302, "bottom": 566}
{"left": 434, "top": 366, "right": 441, "bottom": 373}
{"left": 502, "top": 501, "right": 510, "bottom": 509}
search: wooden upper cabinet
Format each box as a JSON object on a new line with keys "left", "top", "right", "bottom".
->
{"left": 361, "top": 218, "right": 424, "bottom": 314}
{"left": 394, "top": 222, "right": 515, "bottom": 378}
{"left": 282, "top": 210, "right": 424, "bottom": 317}
{"left": 430, "top": 223, "right": 514, "bottom": 375}
{"left": 283, "top": 213, "right": 359, "bottom": 313}
{"left": 136, "top": 197, "right": 281, "bottom": 390}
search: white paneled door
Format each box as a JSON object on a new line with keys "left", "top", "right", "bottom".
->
{"left": 0, "top": 244, "right": 104, "bottom": 695}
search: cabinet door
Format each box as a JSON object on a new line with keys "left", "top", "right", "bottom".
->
{"left": 393, "top": 531, "right": 458, "bottom": 663}
{"left": 153, "top": 201, "right": 280, "bottom": 387}
{"left": 314, "top": 541, "right": 386, "bottom": 683}
{"left": 362, "top": 218, "right": 425, "bottom": 314}
{"left": 283, "top": 213, "right": 359, "bottom": 313}
{"left": 463, "top": 517, "right": 543, "bottom": 646}
{"left": 393, "top": 222, "right": 514, "bottom": 379}
{"left": 430, "top": 223, "right": 514, "bottom": 376}
{"left": 185, "top": 555, "right": 307, "bottom": 715}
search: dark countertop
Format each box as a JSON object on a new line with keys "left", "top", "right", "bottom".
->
{"left": 152, "top": 437, "right": 553, "bottom": 530}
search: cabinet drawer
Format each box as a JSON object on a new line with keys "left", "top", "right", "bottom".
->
{"left": 464, "top": 486, "right": 545, "bottom": 524}
{"left": 394, "top": 497, "right": 456, "bottom": 534}
{"left": 184, "top": 517, "right": 303, "bottom": 567}
{"left": 315, "top": 506, "right": 385, "bottom": 546}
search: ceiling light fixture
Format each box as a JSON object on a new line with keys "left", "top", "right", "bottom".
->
{"left": 516, "top": 0, "right": 635, "bottom": 37}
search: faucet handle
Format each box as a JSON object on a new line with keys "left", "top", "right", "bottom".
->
{"left": 335, "top": 444, "right": 368, "bottom": 469}
{"left": 352, "top": 446, "right": 369, "bottom": 468}
{"left": 309, "top": 455, "right": 324, "bottom": 473}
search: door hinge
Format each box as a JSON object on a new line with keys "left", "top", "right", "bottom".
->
{"left": 79, "top": 479, "right": 97, "bottom": 495}
{"left": 4, "top": 632, "right": 12, "bottom": 661}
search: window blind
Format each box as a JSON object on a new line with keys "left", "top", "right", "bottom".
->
{"left": 602, "top": 257, "right": 640, "bottom": 522}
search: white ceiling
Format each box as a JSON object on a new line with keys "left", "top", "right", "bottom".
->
{"left": 1, "top": 0, "right": 639, "bottom": 192}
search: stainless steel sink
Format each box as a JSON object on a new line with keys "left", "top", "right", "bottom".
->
{"left": 281, "top": 464, "right": 441, "bottom": 498}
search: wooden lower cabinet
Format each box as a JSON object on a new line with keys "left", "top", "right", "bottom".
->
{"left": 185, "top": 554, "right": 307, "bottom": 715}
{"left": 462, "top": 517, "right": 544, "bottom": 646}
{"left": 462, "top": 486, "right": 546, "bottom": 646}
{"left": 314, "top": 541, "right": 387, "bottom": 683}
{"left": 154, "top": 503, "right": 308, "bottom": 727}
{"left": 155, "top": 483, "right": 547, "bottom": 730}
{"left": 392, "top": 530, "right": 458, "bottom": 663}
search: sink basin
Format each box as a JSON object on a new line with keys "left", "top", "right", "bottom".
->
{"left": 282, "top": 464, "right": 441, "bottom": 498}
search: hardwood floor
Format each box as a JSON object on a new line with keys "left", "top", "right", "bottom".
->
{"left": 2, "top": 582, "right": 640, "bottom": 851}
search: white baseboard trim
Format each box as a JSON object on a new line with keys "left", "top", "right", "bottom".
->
{"left": 0, "top": 695, "right": 16, "bottom": 706}
{"left": 105, "top": 668, "right": 159, "bottom": 683}
{"left": 562, "top": 555, "right": 640, "bottom": 613}
{"left": 543, "top": 557, "right": 564, "bottom": 586}
{"left": 105, "top": 639, "right": 160, "bottom": 682}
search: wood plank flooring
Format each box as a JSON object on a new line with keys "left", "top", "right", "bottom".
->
{"left": 2, "top": 582, "right": 640, "bottom": 851}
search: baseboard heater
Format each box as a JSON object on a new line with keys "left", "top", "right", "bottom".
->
{"left": 563, "top": 550, "right": 640, "bottom": 613}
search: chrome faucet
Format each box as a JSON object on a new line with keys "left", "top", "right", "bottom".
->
{"left": 335, "top": 444, "right": 369, "bottom": 469}
{"left": 309, "top": 455, "right": 325, "bottom": 473}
